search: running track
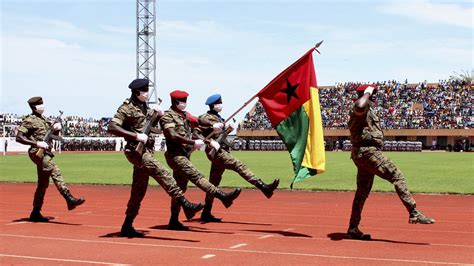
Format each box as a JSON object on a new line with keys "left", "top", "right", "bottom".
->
{"left": 0, "top": 183, "right": 472, "bottom": 265}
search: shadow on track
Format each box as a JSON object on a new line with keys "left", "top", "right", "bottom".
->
{"left": 100, "top": 231, "right": 199, "bottom": 242}
{"left": 245, "top": 229, "right": 312, "bottom": 238}
{"left": 327, "top": 232, "right": 429, "bottom": 245}
{"left": 12, "top": 217, "right": 82, "bottom": 226}
{"left": 192, "top": 219, "right": 272, "bottom": 226}
{"left": 149, "top": 224, "right": 234, "bottom": 235}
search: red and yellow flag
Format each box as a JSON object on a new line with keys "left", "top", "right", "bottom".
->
{"left": 257, "top": 48, "right": 325, "bottom": 187}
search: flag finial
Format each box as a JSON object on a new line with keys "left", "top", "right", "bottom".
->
{"left": 314, "top": 40, "right": 324, "bottom": 54}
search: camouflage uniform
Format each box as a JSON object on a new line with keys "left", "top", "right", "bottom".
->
{"left": 348, "top": 103, "right": 416, "bottom": 229}
{"left": 17, "top": 114, "right": 70, "bottom": 210}
{"left": 112, "top": 98, "right": 184, "bottom": 219}
{"left": 196, "top": 111, "right": 258, "bottom": 208}
{"left": 160, "top": 108, "right": 219, "bottom": 217}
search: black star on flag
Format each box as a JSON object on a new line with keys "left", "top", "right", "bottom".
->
{"left": 280, "top": 78, "right": 299, "bottom": 104}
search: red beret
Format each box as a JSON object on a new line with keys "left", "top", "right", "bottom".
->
{"left": 356, "top": 84, "right": 376, "bottom": 92}
{"left": 170, "top": 90, "right": 189, "bottom": 99}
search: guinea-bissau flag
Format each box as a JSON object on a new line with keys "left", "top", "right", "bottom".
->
{"left": 257, "top": 48, "right": 325, "bottom": 188}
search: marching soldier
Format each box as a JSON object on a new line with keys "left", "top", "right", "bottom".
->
{"left": 16, "top": 97, "right": 85, "bottom": 222}
{"left": 108, "top": 79, "right": 204, "bottom": 237}
{"left": 160, "top": 90, "right": 241, "bottom": 231}
{"left": 347, "top": 84, "right": 435, "bottom": 240}
{"left": 195, "top": 94, "right": 279, "bottom": 222}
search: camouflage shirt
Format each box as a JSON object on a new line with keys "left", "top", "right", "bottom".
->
{"left": 197, "top": 111, "right": 224, "bottom": 137}
{"left": 17, "top": 114, "right": 53, "bottom": 148}
{"left": 111, "top": 98, "right": 157, "bottom": 148}
{"left": 196, "top": 111, "right": 231, "bottom": 151}
{"left": 348, "top": 103, "right": 384, "bottom": 148}
{"left": 160, "top": 108, "right": 193, "bottom": 156}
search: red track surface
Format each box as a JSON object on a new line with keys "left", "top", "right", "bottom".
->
{"left": 0, "top": 183, "right": 472, "bottom": 265}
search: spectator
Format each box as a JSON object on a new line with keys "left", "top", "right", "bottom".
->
{"left": 431, "top": 138, "right": 437, "bottom": 151}
{"left": 241, "top": 78, "right": 472, "bottom": 131}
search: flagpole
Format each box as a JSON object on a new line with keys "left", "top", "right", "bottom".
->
{"left": 223, "top": 41, "right": 324, "bottom": 124}
{"left": 223, "top": 95, "right": 257, "bottom": 124}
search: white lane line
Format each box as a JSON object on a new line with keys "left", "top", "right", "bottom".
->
{"left": 201, "top": 254, "right": 216, "bottom": 259}
{"left": 229, "top": 243, "right": 247, "bottom": 249}
{"left": 76, "top": 212, "right": 92, "bottom": 215}
{"left": 0, "top": 254, "right": 128, "bottom": 265}
{"left": 258, "top": 234, "right": 273, "bottom": 239}
{"left": 283, "top": 228, "right": 294, "bottom": 232}
{"left": 6, "top": 222, "right": 28, "bottom": 226}
{"left": 0, "top": 234, "right": 468, "bottom": 265}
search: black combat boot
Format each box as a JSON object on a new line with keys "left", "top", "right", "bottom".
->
{"left": 200, "top": 204, "right": 222, "bottom": 223}
{"left": 214, "top": 188, "right": 242, "bottom": 208}
{"left": 63, "top": 192, "right": 85, "bottom": 210}
{"left": 347, "top": 227, "right": 371, "bottom": 240}
{"left": 168, "top": 213, "right": 190, "bottom": 231}
{"left": 120, "top": 215, "right": 145, "bottom": 237}
{"left": 29, "top": 207, "right": 50, "bottom": 222}
{"left": 255, "top": 178, "right": 280, "bottom": 199}
{"left": 178, "top": 197, "right": 204, "bottom": 220}
{"left": 409, "top": 208, "right": 435, "bottom": 224}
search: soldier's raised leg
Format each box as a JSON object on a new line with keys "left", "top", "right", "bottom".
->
{"left": 166, "top": 155, "right": 241, "bottom": 209}
{"left": 44, "top": 155, "right": 85, "bottom": 211}
{"left": 142, "top": 152, "right": 204, "bottom": 221}
{"left": 217, "top": 151, "right": 279, "bottom": 199}
{"left": 372, "top": 151, "right": 434, "bottom": 224}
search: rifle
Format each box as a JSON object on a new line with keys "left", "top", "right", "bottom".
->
{"left": 36, "top": 110, "right": 64, "bottom": 158}
{"left": 205, "top": 119, "right": 235, "bottom": 160}
{"left": 135, "top": 109, "right": 160, "bottom": 155}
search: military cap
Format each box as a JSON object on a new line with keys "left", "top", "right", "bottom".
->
{"left": 27, "top": 96, "right": 43, "bottom": 106}
{"left": 356, "top": 84, "right": 376, "bottom": 92}
{"left": 205, "top": 94, "right": 222, "bottom": 105}
{"left": 170, "top": 90, "right": 189, "bottom": 99}
{"left": 128, "top": 78, "right": 149, "bottom": 92}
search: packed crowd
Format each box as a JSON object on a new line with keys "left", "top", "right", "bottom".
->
{"left": 241, "top": 79, "right": 472, "bottom": 130}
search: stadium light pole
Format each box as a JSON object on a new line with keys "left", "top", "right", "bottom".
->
{"left": 136, "top": 0, "right": 158, "bottom": 104}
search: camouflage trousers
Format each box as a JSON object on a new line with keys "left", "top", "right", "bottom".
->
{"left": 165, "top": 152, "right": 219, "bottom": 216}
{"left": 124, "top": 149, "right": 184, "bottom": 218}
{"left": 205, "top": 150, "right": 258, "bottom": 207}
{"left": 28, "top": 150, "right": 69, "bottom": 210}
{"left": 349, "top": 147, "right": 416, "bottom": 228}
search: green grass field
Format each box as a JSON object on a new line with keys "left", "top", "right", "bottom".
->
{"left": 1, "top": 151, "right": 473, "bottom": 194}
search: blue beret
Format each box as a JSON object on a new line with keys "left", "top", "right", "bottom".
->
{"left": 205, "top": 94, "right": 222, "bottom": 105}
{"left": 128, "top": 78, "right": 149, "bottom": 91}
{"left": 170, "top": 90, "right": 189, "bottom": 99}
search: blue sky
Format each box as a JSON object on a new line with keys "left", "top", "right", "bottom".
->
{"left": 1, "top": 0, "right": 472, "bottom": 120}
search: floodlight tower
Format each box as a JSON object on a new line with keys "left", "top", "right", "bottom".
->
{"left": 136, "top": 0, "right": 158, "bottom": 104}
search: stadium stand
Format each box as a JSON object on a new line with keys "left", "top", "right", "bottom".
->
{"left": 239, "top": 79, "right": 473, "bottom": 151}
